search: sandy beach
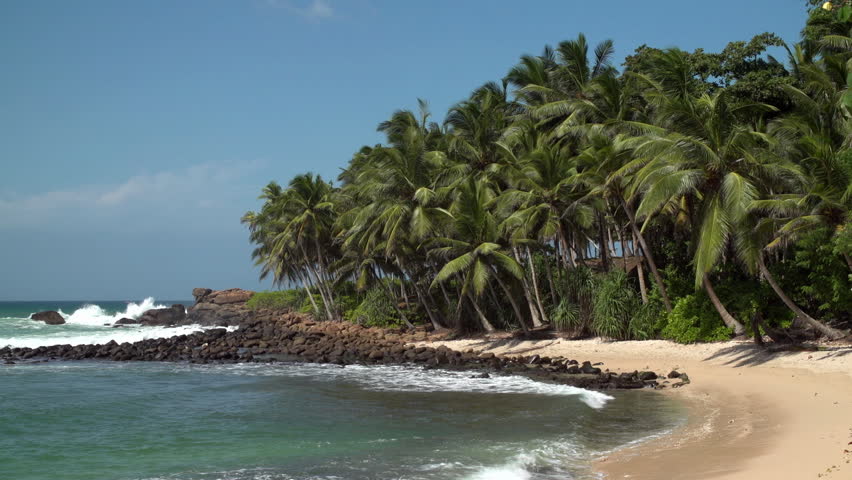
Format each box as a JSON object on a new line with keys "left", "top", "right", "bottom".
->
{"left": 424, "top": 337, "right": 852, "bottom": 480}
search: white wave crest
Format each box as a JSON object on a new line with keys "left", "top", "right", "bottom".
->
{"left": 462, "top": 454, "right": 534, "bottom": 480}
{"left": 55, "top": 297, "right": 169, "bottom": 326}
{"left": 1, "top": 325, "right": 237, "bottom": 350}
{"left": 204, "top": 363, "right": 614, "bottom": 409}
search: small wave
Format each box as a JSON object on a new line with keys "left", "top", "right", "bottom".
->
{"left": 462, "top": 454, "right": 534, "bottom": 480}
{"left": 194, "top": 363, "right": 613, "bottom": 409}
{"left": 1, "top": 325, "right": 236, "bottom": 350}
{"left": 52, "top": 297, "right": 170, "bottom": 326}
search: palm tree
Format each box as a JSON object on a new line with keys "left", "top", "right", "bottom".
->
{"left": 630, "top": 76, "right": 793, "bottom": 335}
{"left": 431, "top": 178, "right": 527, "bottom": 333}
{"left": 337, "top": 102, "right": 451, "bottom": 329}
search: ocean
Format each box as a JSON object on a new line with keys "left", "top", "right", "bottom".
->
{"left": 0, "top": 300, "right": 686, "bottom": 480}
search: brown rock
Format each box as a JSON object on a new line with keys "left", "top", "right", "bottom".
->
{"left": 31, "top": 311, "right": 65, "bottom": 325}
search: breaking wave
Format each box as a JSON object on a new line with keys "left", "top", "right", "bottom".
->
{"left": 55, "top": 297, "right": 169, "bottom": 326}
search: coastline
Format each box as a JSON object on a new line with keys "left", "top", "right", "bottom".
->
{"left": 423, "top": 337, "right": 852, "bottom": 480}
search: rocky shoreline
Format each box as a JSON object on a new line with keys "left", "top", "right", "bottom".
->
{"left": 7, "top": 288, "right": 689, "bottom": 391}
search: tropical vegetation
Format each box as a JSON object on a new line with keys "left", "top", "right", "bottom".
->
{"left": 243, "top": 2, "right": 851, "bottom": 343}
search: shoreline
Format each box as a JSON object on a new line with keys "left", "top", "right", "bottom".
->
{"left": 424, "top": 337, "right": 852, "bottom": 480}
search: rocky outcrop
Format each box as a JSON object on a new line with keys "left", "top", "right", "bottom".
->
{"left": 138, "top": 304, "right": 187, "bottom": 326}
{"left": 30, "top": 311, "right": 65, "bottom": 325}
{"left": 0, "top": 307, "right": 684, "bottom": 391}
{"left": 193, "top": 288, "right": 253, "bottom": 305}
{"left": 114, "top": 317, "right": 138, "bottom": 325}
{"left": 185, "top": 288, "right": 256, "bottom": 326}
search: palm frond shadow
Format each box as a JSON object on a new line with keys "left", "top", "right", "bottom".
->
{"left": 701, "top": 342, "right": 852, "bottom": 368}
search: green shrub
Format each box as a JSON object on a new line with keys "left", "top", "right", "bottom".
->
{"left": 246, "top": 289, "right": 306, "bottom": 311}
{"left": 347, "top": 285, "right": 402, "bottom": 328}
{"left": 661, "top": 294, "right": 732, "bottom": 343}
{"left": 298, "top": 293, "right": 326, "bottom": 316}
{"left": 550, "top": 298, "right": 580, "bottom": 332}
{"left": 628, "top": 300, "right": 664, "bottom": 340}
{"left": 591, "top": 270, "right": 641, "bottom": 339}
{"left": 552, "top": 266, "right": 596, "bottom": 334}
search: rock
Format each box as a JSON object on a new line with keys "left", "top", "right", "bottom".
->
{"left": 471, "top": 372, "right": 491, "bottom": 379}
{"left": 638, "top": 371, "right": 658, "bottom": 381}
{"left": 138, "top": 305, "right": 186, "bottom": 326}
{"left": 581, "top": 361, "right": 602, "bottom": 375}
{"left": 667, "top": 370, "right": 682, "bottom": 379}
{"left": 192, "top": 288, "right": 213, "bottom": 303}
{"left": 114, "top": 317, "right": 138, "bottom": 325}
{"left": 207, "top": 289, "right": 254, "bottom": 305}
{"left": 30, "top": 311, "right": 65, "bottom": 325}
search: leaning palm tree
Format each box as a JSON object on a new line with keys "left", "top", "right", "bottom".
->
{"left": 630, "top": 84, "right": 793, "bottom": 335}
{"left": 763, "top": 60, "right": 852, "bottom": 271}
{"left": 259, "top": 174, "right": 340, "bottom": 320}
{"left": 430, "top": 178, "right": 527, "bottom": 333}
{"left": 337, "top": 103, "right": 451, "bottom": 329}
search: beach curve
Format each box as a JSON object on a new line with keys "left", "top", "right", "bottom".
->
{"left": 423, "top": 337, "right": 852, "bottom": 480}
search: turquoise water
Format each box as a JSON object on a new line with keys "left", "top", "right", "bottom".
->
{"left": 0, "top": 301, "right": 687, "bottom": 479}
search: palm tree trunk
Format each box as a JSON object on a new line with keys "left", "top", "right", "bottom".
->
{"left": 300, "top": 246, "right": 335, "bottom": 321}
{"left": 632, "top": 231, "right": 649, "bottom": 304}
{"left": 296, "top": 271, "right": 321, "bottom": 316}
{"left": 378, "top": 277, "right": 415, "bottom": 329}
{"left": 413, "top": 281, "right": 445, "bottom": 330}
{"left": 622, "top": 198, "right": 673, "bottom": 312}
{"left": 512, "top": 247, "right": 542, "bottom": 327}
{"left": 616, "top": 225, "right": 628, "bottom": 271}
{"left": 597, "top": 213, "right": 610, "bottom": 272}
{"left": 525, "top": 246, "right": 550, "bottom": 325}
{"left": 702, "top": 273, "right": 745, "bottom": 336}
{"left": 493, "top": 273, "right": 530, "bottom": 334}
{"left": 397, "top": 256, "right": 443, "bottom": 330}
{"left": 426, "top": 289, "right": 449, "bottom": 328}
{"left": 843, "top": 252, "right": 852, "bottom": 273}
{"left": 543, "top": 251, "right": 558, "bottom": 305}
{"left": 467, "top": 292, "right": 495, "bottom": 333}
{"left": 758, "top": 255, "right": 845, "bottom": 340}
{"left": 312, "top": 237, "right": 337, "bottom": 318}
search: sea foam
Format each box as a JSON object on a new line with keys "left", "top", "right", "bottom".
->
{"left": 2, "top": 298, "right": 216, "bottom": 349}
{"left": 200, "top": 362, "right": 614, "bottom": 409}
{"left": 56, "top": 297, "right": 169, "bottom": 326}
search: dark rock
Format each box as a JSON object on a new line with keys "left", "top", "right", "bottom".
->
{"left": 31, "top": 311, "right": 65, "bottom": 325}
{"left": 114, "top": 317, "right": 138, "bottom": 325}
{"left": 667, "top": 370, "right": 682, "bottom": 379}
{"left": 138, "top": 305, "right": 186, "bottom": 326}
{"left": 192, "top": 288, "right": 213, "bottom": 303}
{"left": 638, "top": 371, "right": 658, "bottom": 381}
{"left": 471, "top": 372, "right": 491, "bottom": 379}
{"left": 580, "top": 361, "right": 602, "bottom": 375}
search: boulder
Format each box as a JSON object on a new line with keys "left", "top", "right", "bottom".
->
{"left": 580, "top": 361, "right": 602, "bottom": 375}
{"left": 31, "top": 311, "right": 65, "bottom": 325}
{"left": 138, "top": 304, "right": 186, "bottom": 326}
{"left": 192, "top": 288, "right": 213, "bottom": 303}
{"left": 207, "top": 289, "right": 254, "bottom": 305}
{"left": 114, "top": 317, "right": 138, "bottom": 325}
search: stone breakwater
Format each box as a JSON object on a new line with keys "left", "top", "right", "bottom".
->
{"left": 1, "top": 288, "right": 689, "bottom": 390}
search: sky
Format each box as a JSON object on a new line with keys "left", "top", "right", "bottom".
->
{"left": 0, "top": 0, "right": 810, "bottom": 300}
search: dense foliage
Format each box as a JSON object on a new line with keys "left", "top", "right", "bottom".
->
{"left": 243, "top": 4, "right": 851, "bottom": 343}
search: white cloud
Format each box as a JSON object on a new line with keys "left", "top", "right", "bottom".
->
{"left": 0, "top": 160, "right": 265, "bottom": 230}
{"left": 267, "top": 0, "right": 335, "bottom": 19}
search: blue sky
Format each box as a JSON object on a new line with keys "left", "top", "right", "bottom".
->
{"left": 0, "top": 0, "right": 809, "bottom": 300}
